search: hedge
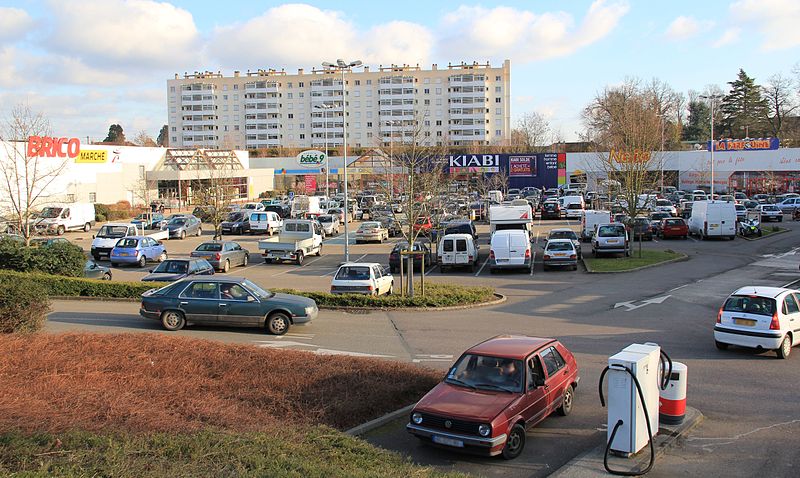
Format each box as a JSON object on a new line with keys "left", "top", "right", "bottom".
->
{"left": 0, "top": 238, "right": 86, "bottom": 277}
{"left": 0, "top": 277, "right": 50, "bottom": 334}
{"left": 1, "top": 271, "right": 497, "bottom": 308}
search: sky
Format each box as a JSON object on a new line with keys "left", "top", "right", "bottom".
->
{"left": 1, "top": 0, "right": 799, "bottom": 143}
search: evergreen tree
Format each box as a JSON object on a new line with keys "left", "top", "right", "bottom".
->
{"left": 682, "top": 100, "right": 711, "bottom": 141}
{"left": 103, "top": 124, "right": 126, "bottom": 144}
{"left": 719, "top": 69, "right": 769, "bottom": 138}
{"left": 156, "top": 124, "right": 168, "bottom": 146}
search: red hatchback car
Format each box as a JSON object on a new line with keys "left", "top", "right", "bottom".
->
{"left": 659, "top": 217, "right": 689, "bottom": 239}
{"left": 407, "top": 335, "right": 580, "bottom": 459}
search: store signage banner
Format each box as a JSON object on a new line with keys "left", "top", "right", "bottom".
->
{"left": 27, "top": 135, "right": 81, "bottom": 158}
{"left": 708, "top": 138, "right": 779, "bottom": 151}
{"left": 509, "top": 155, "right": 535, "bottom": 177}
{"left": 75, "top": 150, "right": 108, "bottom": 163}
{"left": 297, "top": 150, "right": 327, "bottom": 168}
{"left": 448, "top": 154, "right": 500, "bottom": 173}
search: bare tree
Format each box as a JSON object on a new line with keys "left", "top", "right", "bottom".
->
{"left": 512, "top": 111, "right": 552, "bottom": 152}
{"left": 0, "top": 104, "right": 69, "bottom": 245}
{"left": 185, "top": 150, "right": 243, "bottom": 240}
{"left": 132, "top": 129, "right": 157, "bottom": 147}
{"left": 763, "top": 73, "right": 798, "bottom": 138}
{"left": 583, "top": 78, "right": 675, "bottom": 256}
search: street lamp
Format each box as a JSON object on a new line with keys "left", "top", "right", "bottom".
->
{"left": 385, "top": 120, "right": 401, "bottom": 198}
{"left": 699, "top": 94, "right": 723, "bottom": 198}
{"left": 657, "top": 113, "right": 667, "bottom": 191}
{"left": 314, "top": 103, "right": 334, "bottom": 199}
{"left": 322, "top": 59, "right": 362, "bottom": 263}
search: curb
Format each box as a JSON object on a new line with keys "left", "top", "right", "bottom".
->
{"left": 51, "top": 293, "right": 507, "bottom": 312}
{"left": 550, "top": 406, "right": 704, "bottom": 478}
{"left": 739, "top": 227, "right": 789, "bottom": 241}
{"left": 346, "top": 404, "right": 414, "bottom": 436}
{"left": 582, "top": 253, "right": 689, "bottom": 274}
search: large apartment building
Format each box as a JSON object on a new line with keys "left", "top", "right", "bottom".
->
{"left": 166, "top": 60, "right": 511, "bottom": 151}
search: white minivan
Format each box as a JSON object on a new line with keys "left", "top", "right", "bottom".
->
{"left": 688, "top": 200, "right": 736, "bottom": 240}
{"left": 438, "top": 233, "right": 479, "bottom": 272}
{"left": 34, "top": 202, "right": 96, "bottom": 235}
{"left": 563, "top": 195, "right": 585, "bottom": 219}
{"left": 489, "top": 230, "right": 532, "bottom": 273}
{"left": 248, "top": 211, "right": 282, "bottom": 235}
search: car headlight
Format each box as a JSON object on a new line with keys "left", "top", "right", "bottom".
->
{"left": 478, "top": 424, "right": 491, "bottom": 437}
{"left": 304, "top": 305, "right": 316, "bottom": 315}
{"left": 411, "top": 412, "right": 423, "bottom": 425}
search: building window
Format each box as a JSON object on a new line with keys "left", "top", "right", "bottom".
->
{"left": 495, "top": 86, "right": 501, "bottom": 93}
{"left": 353, "top": 90, "right": 360, "bottom": 97}
{"left": 435, "top": 78, "right": 442, "bottom": 84}
{"left": 496, "top": 129, "right": 502, "bottom": 136}
{"left": 233, "top": 84, "right": 238, "bottom": 90}
{"left": 424, "top": 88, "right": 430, "bottom": 94}
{"left": 89, "top": 192, "right": 97, "bottom": 202}
{"left": 171, "top": 126, "right": 176, "bottom": 131}
{"left": 366, "top": 79, "right": 372, "bottom": 85}
{"left": 436, "top": 120, "right": 442, "bottom": 126}
{"left": 367, "top": 122, "right": 372, "bottom": 127}
{"left": 299, "top": 82, "right": 304, "bottom": 87}
{"left": 300, "top": 124, "right": 305, "bottom": 129}
{"left": 424, "top": 99, "right": 430, "bottom": 105}
{"left": 435, "top": 87, "right": 442, "bottom": 94}
{"left": 223, "top": 105, "right": 229, "bottom": 111}
{"left": 170, "top": 107, "right": 176, "bottom": 113}
{"left": 495, "top": 97, "right": 501, "bottom": 103}
{"left": 287, "top": 82, "right": 293, "bottom": 88}
{"left": 367, "top": 132, "right": 373, "bottom": 138}
{"left": 66, "top": 194, "right": 75, "bottom": 202}
{"left": 424, "top": 120, "right": 430, "bottom": 126}
{"left": 425, "top": 131, "right": 431, "bottom": 137}
{"left": 355, "top": 80, "right": 360, "bottom": 85}
{"left": 172, "top": 136, "right": 177, "bottom": 142}
{"left": 223, "top": 85, "right": 228, "bottom": 91}
{"left": 234, "top": 125, "right": 239, "bottom": 131}
{"left": 436, "top": 98, "right": 442, "bottom": 106}
{"left": 170, "top": 86, "right": 176, "bottom": 92}
{"left": 495, "top": 75, "right": 501, "bottom": 81}
{"left": 300, "top": 134, "right": 305, "bottom": 139}
{"left": 496, "top": 108, "right": 502, "bottom": 115}
{"left": 436, "top": 131, "right": 442, "bottom": 136}
{"left": 233, "top": 94, "right": 239, "bottom": 100}
{"left": 287, "top": 92, "right": 293, "bottom": 99}
{"left": 224, "top": 125, "right": 228, "bottom": 131}
{"left": 423, "top": 78, "right": 430, "bottom": 84}
{"left": 288, "top": 113, "right": 293, "bottom": 119}
{"left": 233, "top": 105, "right": 239, "bottom": 111}
{"left": 299, "top": 92, "right": 304, "bottom": 98}
{"left": 223, "top": 94, "right": 228, "bottom": 100}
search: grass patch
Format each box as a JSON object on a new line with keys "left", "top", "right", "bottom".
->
{"left": 0, "top": 270, "right": 496, "bottom": 308}
{"left": 760, "top": 226, "right": 785, "bottom": 237}
{"left": 584, "top": 249, "right": 684, "bottom": 272}
{"left": 0, "top": 428, "right": 465, "bottom": 478}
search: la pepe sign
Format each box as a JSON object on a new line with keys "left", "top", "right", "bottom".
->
{"left": 296, "top": 150, "right": 327, "bottom": 168}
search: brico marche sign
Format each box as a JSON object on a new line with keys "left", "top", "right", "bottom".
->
{"left": 296, "top": 150, "right": 327, "bottom": 168}
{"left": 26, "top": 135, "right": 109, "bottom": 163}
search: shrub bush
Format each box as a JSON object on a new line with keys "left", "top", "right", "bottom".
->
{"left": 0, "top": 238, "right": 86, "bottom": 277}
{"left": 0, "top": 271, "right": 164, "bottom": 298}
{"left": 0, "top": 277, "right": 50, "bottom": 333}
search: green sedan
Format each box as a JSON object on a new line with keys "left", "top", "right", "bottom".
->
{"left": 139, "top": 276, "right": 317, "bottom": 335}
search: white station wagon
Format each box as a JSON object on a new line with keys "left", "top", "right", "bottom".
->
{"left": 330, "top": 262, "right": 394, "bottom": 296}
{"left": 714, "top": 286, "right": 800, "bottom": 359}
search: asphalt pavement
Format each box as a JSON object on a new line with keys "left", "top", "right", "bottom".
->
{"left": 47, "top": 217, "right": 800, "bottom": 477}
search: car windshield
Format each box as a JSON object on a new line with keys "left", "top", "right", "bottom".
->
{"left": 763, "top": 205, "right": 779, "bottom": 211}
{"left": 446, "top": 354, "right": 523, "bottom": 393}
{"left": 243, "top": 279, "right": 273, "bottom": 299}
{"left": 361, "top": 222, "right": 380, "bottom": 229}
{"left": 598, "top": 225, "right": 624, "bottom": 237}
{"left": 547, "top": 242, "right": 573, "bottom": 252}
{"left": 168, "top": 218, "right": 187, "bottom": 226}
{"left": 152, "top": 260, "right": 188, "bottom": 274}
{"left": 116, "top": 238, "right": 139, "bottom": 248}
{"left": 651, "top": 213, "right": 670, "bottom": 220}
{"left": 97, "top": 225, "right": 128, "bottom": 238}
{"left": 549, "top": 231, "right": 576, "bottom": 241}
{"left": 196, "top": 243, "right": 222, "bottom": 252}
{"left": 226, "top": 213, "right": 242, "bottom": 221}
{"left": 665, "top": 219, "right": 684, "bottom": 226}
{"left": 318, "top": 216, "right": 333, "bottom": 223}
{"left": 723, "top": 295, "right": 776, "bottom": 317}
{"left": 335, "top": 266, "right": 371, "bottom": 281}
{"left": 39, "top": 207, "right": 63, "bottom": 218}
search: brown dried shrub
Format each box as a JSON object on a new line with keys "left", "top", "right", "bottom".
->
{"left": 0, "top": 333, "right": 439, "bottom": 434}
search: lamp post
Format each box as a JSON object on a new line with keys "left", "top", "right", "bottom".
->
{"left": 658, "top": 113, "right": 667, "bottom": 192}
{"left": 322, "top": 59, "right": 362, "bottom": 263}
{"left": 314, "top": 103, "right": 333, "bottom": 199}
{"left": 700, "top": 94, "right": 723, "bottom": 197}
{"left": 385, "top": 120, "right": 401, "bottom": 198}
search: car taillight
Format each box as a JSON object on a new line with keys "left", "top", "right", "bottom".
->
{"left": 525, "top": 249, "right": 531, "bottom": 259}
{"left": 367, "top": 285, "right": 374, "bottom": 291}
{"left": 769, "top": 312, "right": 780, "bottom": 330}
{"left": 214, "top": 253, "right": 221, "bottom": 260}
{"left": 489, "top": 250, "right": 495, "bottom": 259}
{"left": 543, "top": 254, "right": 551, "bottom": 260}
{"left": 717, "top": 307, "right": 723, "bottom": 324}
{"left": 468, "top": 255, "right": 473, "bottom": 261}
{"left": 570, "top": 254, "right": 577, "bottom": 259}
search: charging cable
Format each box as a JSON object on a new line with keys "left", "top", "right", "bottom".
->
{"left": 598, "top": 364, "right": 656, "bottom": 476}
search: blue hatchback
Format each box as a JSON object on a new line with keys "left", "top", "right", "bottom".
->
{"left": 110, "top": 236, "right": 167, "bottom": 268}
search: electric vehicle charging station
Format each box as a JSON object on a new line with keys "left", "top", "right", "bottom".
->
{"left": 599, "top": 343, "right": 673, "bottom": 475}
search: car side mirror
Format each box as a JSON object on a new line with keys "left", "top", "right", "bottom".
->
{"left": 92, "top": 235, "right": 95, "bottom": 239}
{"left": 530, "top": 376, "right": 545, "bottom": 389}
{"left": 148, "top": 269, "right": 153, "bottom": 273}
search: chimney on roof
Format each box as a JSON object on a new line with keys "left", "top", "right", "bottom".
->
{"left": 364, "top": 65, "right": 369, "bottom": 72}
{"left": 298, "top": 68, "right": 304, "bottom": 74}
{"left": 234, "top": 70, "right": 240, "bottom": 77}
{"left": 432, "top": 63, "right": 437, "bottom": 70}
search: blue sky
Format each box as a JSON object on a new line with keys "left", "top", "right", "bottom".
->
{"left": 1, "top": 0, "right": 798, "bottom": 142}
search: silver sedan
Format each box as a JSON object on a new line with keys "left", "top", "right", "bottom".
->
{"left": 190, "top": 241, "right": 250, "bottom": 272}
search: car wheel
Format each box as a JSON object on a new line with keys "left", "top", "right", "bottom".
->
{"left": 777, "top": 335, "right": 792, "bottom": 359}
{"left": 557, "top": 384, "right": 574, "bottom": 416}
{"left": 102, "top": 272, "right": 112, "bottom": 281}
{"left": 295, "top": 251, "right": 304, "bottom": 266}
{"left": 502, "top": 424, "right": 526, "bottom": 460}
{"left": 264, "top": 258, "right": 272, "bottom": 264}
{"left": 715, "top": 340, "right": 729, "bottom": 350}
{"left": 83, "top": 222, "right": 91, "bottom": 232}
{"left": 440, "top": 265, "right": 446, "bottom": 273}
{"left": 242, "top": 254, "right": 249, "bottom": 267}
{"left": 138, "top": 255, "right": 147, "bottom": 268}
{"left": 388, "top": 284, "right": 394, "bottom": 295}
{"left": 778, "top": 217, "right": 783, "bottom": 222}
{"left": 197, "top": 227, "right": 202, "bottom": 237}
{"left": 56, "top": 225, "right": 65, "bottom": 236}
{"left": 158, "top": 251, "right": 167, "bottom": 262}
{"left": 110, "top": 262, "right": 118, "bottom": 267}
{"left": 316, "top": 244, "right": 322, "bottom": 256}
{"left": 161, "top": 310, "right": 185, "bottom": 331}
{"left": 180, "top": 231, "right": 186, "bottom": 240}
{"left": 267, "top": 312, "right": 290, "bottom": 335}
{"left": 222, "top": 259, "right": 230, "bottom": 273}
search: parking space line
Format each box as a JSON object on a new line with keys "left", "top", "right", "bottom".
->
{"left": 530, "top": 251, "right": 535, "bottom": 276}
{"left": 269, "top": 256, "right": 325, "bottom": 277}
{"left": 475, "top": 255, "right": 490, "bottom": 276}
{"left": 688, "top": 236, "right": 699, "bottom": 242}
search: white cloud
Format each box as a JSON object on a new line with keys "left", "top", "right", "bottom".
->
{"left": 44, "top": 0, "right": 200, "bottom": 68}
{"left": 209, "top": 4, "right": 432, "bottom": 69}
{"left": 436, "top": 0, "right": 629, "bottom": 63}
{"left": 665, "top": 16, "right": 714, "bottom": 41}
{"left": 0, "top": 47, "right": 25, "bottom": 88}
{"left": 712, "top": 28, "right": 741, "bottom": 48}
{"left": 730, "top": 0, "right": 800, "bottom": 50}
{"left": 0, "top": 7, "right": 33, "bottom": 44}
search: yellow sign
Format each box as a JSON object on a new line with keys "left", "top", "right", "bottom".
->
{"left": 76, "top": 150, "right": 108, "bottom": 163}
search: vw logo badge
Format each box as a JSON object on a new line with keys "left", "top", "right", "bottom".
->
{"left": 444, "top": 420, "right": 452, "bottom": 429}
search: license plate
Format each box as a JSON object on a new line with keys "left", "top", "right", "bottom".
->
{"left": 496, "top": 259, "right": 508, "bottom": 263}
{"left": 711, "top": 223, "right": 719, "bottom": 228}
{"left": 432, "top": 435, "right": 464, "bottom": 448}
{"left": 608, "top": 239, "right": 618, "bottom": 243}
{"left": 734, "top": 318, "right": 757, "bottom": 326}
{"left": 555, "top": 253, "right": 567, "bottom": 257}
{"left": 118, "top": 252, "right": 129, "bottom": 256}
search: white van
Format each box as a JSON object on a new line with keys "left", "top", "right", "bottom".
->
{"left": 249, "top": 211, "right": 283, "bottom": 235}
{"left": 581, "top": 210, "right": 612, "bottom": 241}
{"left": 688, "top": 201, "right": 736, "bottom": 239}
{"left": 563, "top": 195, "right": 586, "bottom": 219}
{"left": 489, "top": 230, "right": 532, "bottom": 273}
{"left": 34, "top": 202, "right": 95, "bottom": 235}
{"left": 438, "top": 233, "right": 479, "bottom": 272}
{"left": 488, "top": 190, "right": 504, "bottom": 204}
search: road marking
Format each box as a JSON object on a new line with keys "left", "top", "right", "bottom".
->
{"left": 274, "top": 333, "right": 315, "bottom": 340}
{"left": 782, "top": 279, "right": 800, "bottom": 288}
{"left": 686, "top": 419, "right": 800, "bottom": 453}
{"left": 269, "top": 256, "right": 326, "bottom": 277}
{"left": 614, "top": 295, "right": 672, "bottom": 312}
{"left": 412, "top": 354, "right": 454, "bottom": 363}
{"left": 475, "top": 255, "right": 490, "bottom": 276}
{"left": 253, "top": 340, "right": 394, "bottom": 358}
{"left": 669, "top": 284, "right": 689, "bottom": 292}
{"left": 530, "top": 250, "right": 536, "bottom": 276}
{"left": 688, "top": 236, "right": 699, "bottom": 242}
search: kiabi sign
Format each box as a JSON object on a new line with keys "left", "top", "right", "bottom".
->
{"left": 296, "top": 150, "right": 327, "bottom": 168}
{"left": 448, "top": 154, "right": 500, "bottom": 173}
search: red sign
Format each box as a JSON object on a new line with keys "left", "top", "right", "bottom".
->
{"left": 304, "top": 175, "right": 317, "bottom": 194}
{"left": 27, "top": 136, "right": 81, "bottom": 158}
{"left": 509, "top": 156, "right": 534, "bottom": 177}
